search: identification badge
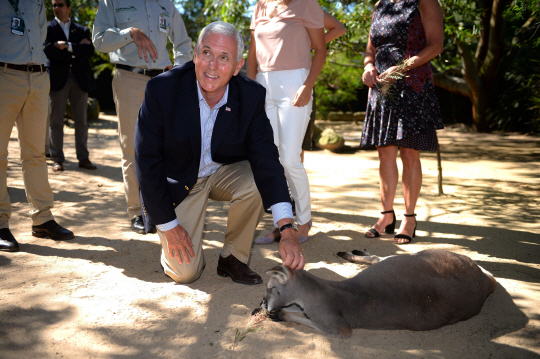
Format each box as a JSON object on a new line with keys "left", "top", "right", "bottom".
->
{"left": 11, "top": 16, "right": 24, "bottom": 36}
{"left": 159, "top": 16, "right": 167, "bottom": 33}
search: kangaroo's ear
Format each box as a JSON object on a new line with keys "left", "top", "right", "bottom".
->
{"left": 266, "top": 265, "right": 292, "bottom": 284}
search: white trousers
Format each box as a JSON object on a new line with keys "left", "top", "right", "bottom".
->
{"left": 256, "top": 69, "right": 312, "bottom": 225}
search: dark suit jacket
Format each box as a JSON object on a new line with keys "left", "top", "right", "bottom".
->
{"left": 135, "top": 61, "right": 291, "bottom": 229}
{"left": 43, "top": 19, "right": 96, "bottom": 92}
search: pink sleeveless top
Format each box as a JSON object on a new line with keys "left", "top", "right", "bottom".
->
{"left": 250, "top": 0, "right": 324, "bottom": 72}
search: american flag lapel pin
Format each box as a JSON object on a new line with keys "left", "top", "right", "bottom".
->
{"left": 225, "top": 107, "right": 231, "bottom": 112}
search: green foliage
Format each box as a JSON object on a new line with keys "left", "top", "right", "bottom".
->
{"left": 310, "top": 1, "right": 376, "bottom": 116}
{"left": 176, "top": 0, "right": 252, "bottom": 56}
{"left": 439, "top": 0, "right": 482, "bottom": 43}
{"left": 204, "top": 0, "right": 252, "bottom": 31}
{"left": 488, "top": 53, "right": 540, "bottom": 133}
{"left": 319, "top": 0, "right": 374, "bottom": 56}
{"left": 439, "top": 0, "right": 540, "bottom": 132}
{"left": 314, "top": 55, "right": 364, "bottom": 117}
{"left": 175, "top": 0, "right": 207, "bottom": 42}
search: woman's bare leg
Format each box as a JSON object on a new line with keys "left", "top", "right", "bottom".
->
{"left": 365, "top": 145, "right": 399, "bottom": 237}
{"left": 396, "top": 147, "right": 421, "bottom": 243}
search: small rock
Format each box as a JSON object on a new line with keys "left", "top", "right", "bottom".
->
{"left": 316, "top": 128, "right": 345, "bottom": 151}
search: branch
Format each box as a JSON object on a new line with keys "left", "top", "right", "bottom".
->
{"left": 433, "top": 72, "right": 471, "bottom": 97}
{"left": 512, "top": 15, "right": 538, "bottom": 45}
{"left": 328, "top": 60, "right": 364, "bottom": 69}
{"left": 456, "top": 38, "right": 481, "bottom": 94}
{"left": 475, "top": 0, "right": 492, "bottom": 71}
{"left": 495, "top": 16, "right": 537, "bottom": 80}
{"left": 480, "top": 0, "right": 508, "bottom": 79}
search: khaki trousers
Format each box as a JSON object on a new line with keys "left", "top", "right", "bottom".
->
{"left": 157, "top": 161, "right": 265, "bottom": 283}
{"left": 112, "top": 69, "right": 149, "bottom": 219}
{"left": 0, "top": 67, "right": 55, "bottom": 229}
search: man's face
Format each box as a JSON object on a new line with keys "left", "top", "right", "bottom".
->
{"left": 193, "top": 32, "right": 244, "bottom": 103}
{"left": 52, "top": 0, "right": 71, "bottom": 22}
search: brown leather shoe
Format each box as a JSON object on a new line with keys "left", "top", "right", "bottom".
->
{"left": 79, "top": 159, "right": 97, "bottom": 170}
{"left": 52, "top": 161, "right": 64, "bottom": 172}
{"left": 217, "top": 254, "right": 263, "bottom": 285}
{"left": 32, "top": 220, "right": 74, "bottom": 240}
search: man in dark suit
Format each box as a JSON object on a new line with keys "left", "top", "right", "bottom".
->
{"left": 135, "top": 22, "right": 305, "bottom": 285}
{"left": 44, "top": 0, "right": 97, "bottom": 172}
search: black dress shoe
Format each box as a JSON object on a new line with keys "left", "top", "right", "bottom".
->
{"left": 52, "top": 161, "right": 64, "bottom": 172}
{"left": 0, "top": 228, "right": 19, "bottom": 252}
{"left": 79, "top": 159, "right": 97, "bottom": 170}
{"left": 131, "top": 216, "right": 145, "bottom": 234}
{"left": 32, "top": 220, "right": 74, "bottom": 240}
{"left": 131, "top": 216, "right": 156, "bottom": 234}
{"left": 217, "top": 254, "right": 263, "bottom": 285}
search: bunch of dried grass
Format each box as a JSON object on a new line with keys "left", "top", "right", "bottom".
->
{"left": 231, "top": 309, "right": 268, "bottom": 350}
{"left": 376, "top": 57, "right": 415, "bottom": 102}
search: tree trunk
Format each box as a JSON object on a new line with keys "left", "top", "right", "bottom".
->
{"left": 470, "top": 85, "right": 491, "bottom": 132}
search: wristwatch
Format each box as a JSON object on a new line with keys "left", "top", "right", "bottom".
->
{"left": 279, "top": 222, "right": 298, "bottom": 234}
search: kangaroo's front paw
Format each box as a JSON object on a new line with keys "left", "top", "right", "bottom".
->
{"left": 352, "top": 249, "right": 369, "bottom": 256}
{"left": 267, "top": 309, "right": 285, "bottom": 322}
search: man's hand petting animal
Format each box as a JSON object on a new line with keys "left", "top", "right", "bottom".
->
{"left": 277, "top": 219, "right": 305, "bottom": 270}
{"left": 164, "top": 225, "right": 195, "bottom": 264}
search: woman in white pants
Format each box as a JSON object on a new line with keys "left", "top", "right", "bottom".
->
{"left": 247, "top": 0, "right": 326, "bottom": 243}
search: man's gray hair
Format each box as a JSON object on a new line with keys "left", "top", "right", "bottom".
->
{"left": 196, "top": 21, "right": 244, "bottom": 61}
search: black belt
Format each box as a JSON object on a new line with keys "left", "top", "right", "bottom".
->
{"left": 0, "top": 62, "right": 44, "bottom": 73}
{"left": 116, "top": 64, "right": 164, "bottom": 78}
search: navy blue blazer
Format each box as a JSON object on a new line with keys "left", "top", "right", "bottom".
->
{"left": 135, "top": 61, "right": 291, "bottom": 229}
{"left": 43, "top": 19, "right": 96, "bottom": 92}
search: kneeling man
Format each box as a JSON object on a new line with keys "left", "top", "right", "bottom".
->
{"left": 135, "top": 22, "right": 304, "bottom": 284}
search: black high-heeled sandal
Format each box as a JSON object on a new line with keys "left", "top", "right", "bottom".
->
{"left": 365, "top": 210, "right": 396, "bottom": 238}
{"left": 394, "top": 213, "right": 417, "bottom": 244}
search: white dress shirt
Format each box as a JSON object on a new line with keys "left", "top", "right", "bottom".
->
{"left": 55, "top": 17, "right": 73, "bottom": 53}
{"left": 156, "top": 81, "right": 293, "bottom": 232}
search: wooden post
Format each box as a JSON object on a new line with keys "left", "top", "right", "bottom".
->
{"left": 437, "top": 143, "right": 444, "bottom": 195}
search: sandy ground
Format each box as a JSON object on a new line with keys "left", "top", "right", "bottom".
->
{"left": 1, "top": 114, "right": 539, "bottom": 359}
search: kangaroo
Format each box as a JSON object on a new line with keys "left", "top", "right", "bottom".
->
{"left": 256, "top": 249, "right": 496, "bottom": 338}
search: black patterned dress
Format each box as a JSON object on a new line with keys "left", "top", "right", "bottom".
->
{"left": 360, "top": 0, "right": 443, "bottom": 151}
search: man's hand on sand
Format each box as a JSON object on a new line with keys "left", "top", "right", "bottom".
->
{"left": 164, "top": 225, "right": 195, "bottom": 264}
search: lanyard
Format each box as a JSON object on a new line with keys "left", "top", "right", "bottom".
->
{"left": 7, "top": 0, "right": 19, "bottom": 14}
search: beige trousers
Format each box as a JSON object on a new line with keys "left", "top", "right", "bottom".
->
{"left": 112, "top": 69, "right": 150, "bottom": 219}
{"left": 0, "top": 67, "right": 55, "bottom": 229}
{"left": 157, "top": 161, "right": 265, "bottom": 283}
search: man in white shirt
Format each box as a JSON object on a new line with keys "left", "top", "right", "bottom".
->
{"left": 44, "top": 0, "right": 97, "bottom": 172}
{"left": 135, "top": 22, "right": 305, "bottom": 285}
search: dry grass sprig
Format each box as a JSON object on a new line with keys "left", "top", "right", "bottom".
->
{"left": 231, "top": 309, "right": 269, "bottom": 350}
{"left": 376, "top": 57, "right": 415, "bottom": 102}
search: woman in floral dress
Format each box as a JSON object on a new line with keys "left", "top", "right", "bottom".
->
{"left": 361, "top": 0, "right": 444, "bottom": 243}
